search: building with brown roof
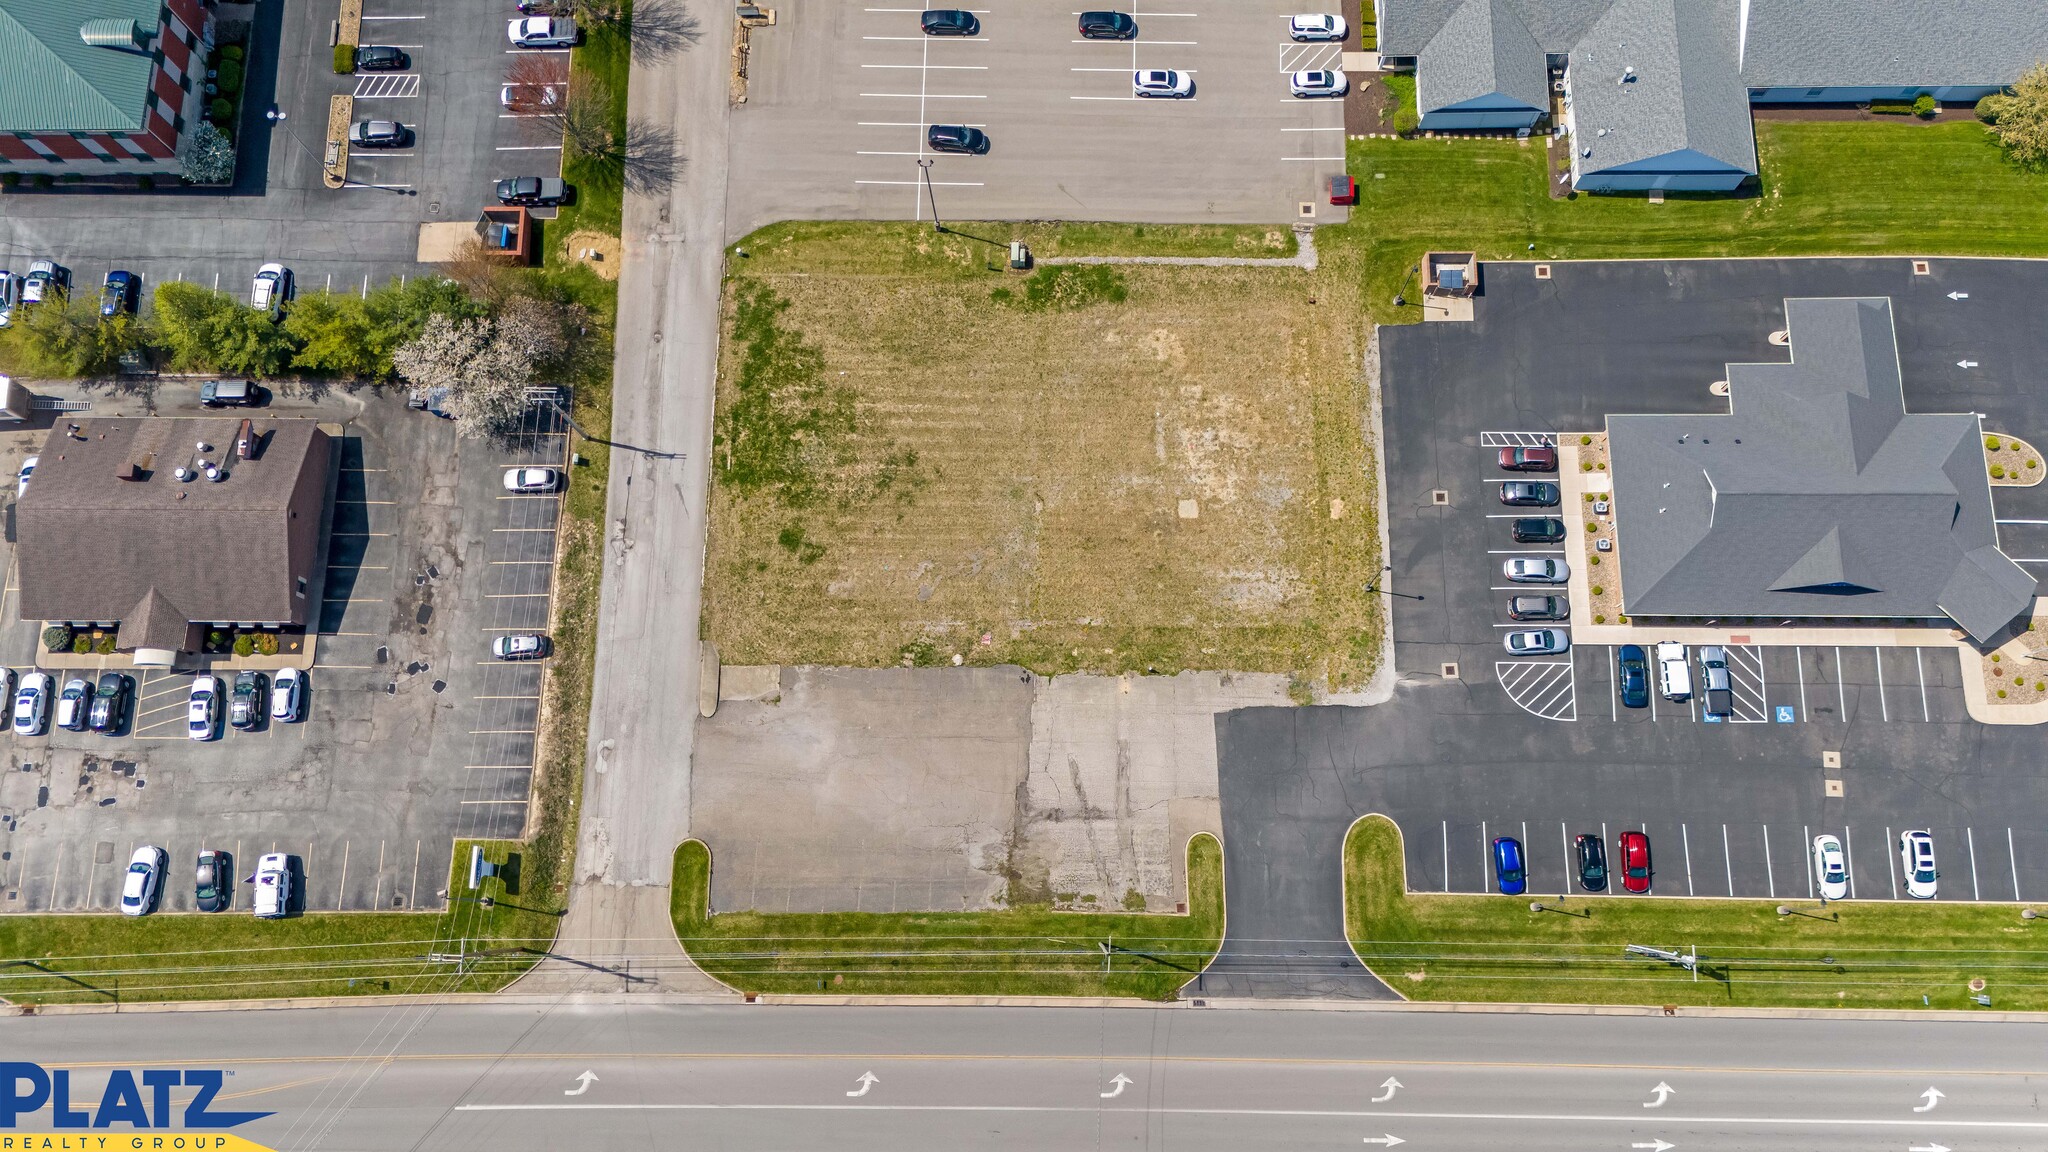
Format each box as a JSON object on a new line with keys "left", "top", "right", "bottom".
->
{"left": 16, "top": 417, "right": 333, "bottom": 665}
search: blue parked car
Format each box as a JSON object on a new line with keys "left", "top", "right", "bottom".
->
{"left": 1493, "top": 836, "right": 1526, "bottom": 896}
{"left": 100, "top": 270, "right": 138, "bottom": 318}
{"left": 1616, "top": 644, "right": 1649, "bottom": 709}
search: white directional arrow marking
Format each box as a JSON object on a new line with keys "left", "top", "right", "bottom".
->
{"left": 1914, "top": 1086, "right": 1945, "bottom": 1113}
{"left": 1948, "top": 291, "right": 1969, "bottom": 300}
{"left": 1371, "top": 1077, "right": 1404, "bottom": 1104}
{"left": 563, "top": 1070, "right": 598, "bottom": 1096}
{"left": 1909, "top": 1143, "right": 1950, "bottom": 1152}
{"left": 1360, "top": 1136, "right": 1405, "bottom": 1147}
{"left": 847, "top": 1071, "right": 879, "bottom": 1098}
{"left": 1958, "top": 360, "right": 1980, "bottom": 369}
{"left": 1101, "top": 1074, "right": 1132, "bottom": 1099}
{"left": 1630, "top": 1141, "right": 1674, "bottom": 1151}
{"left": 1643, "top": 1082, "right": 1675, "bottom": 1109}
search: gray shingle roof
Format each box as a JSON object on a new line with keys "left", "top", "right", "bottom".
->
{"left": 1740, "top": 0, "right": 2048, "bottom": 88}
{"left": 17, "top": 419, "right": 332, "bottom": 632}
{"left": 1380, "top": 0, "right": 1613, "bottom": 55}
{"left": 1416, "top": 0, "right": 1550, "bottom": 114}
{"left": 1608, "top": 297, "right": 2034, "bottom": 644}
{"left": 1566, "top": 0, "right": 1756, "bottom": 176}
{"left": 0, "top": 0, "right": 162, "bottom": 133}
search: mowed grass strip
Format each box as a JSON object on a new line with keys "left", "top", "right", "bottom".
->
{"left": 1344, "top": 816, "right": 2048, "bottom": 1011}
{"left": 705, "top": 222, "right": 1380, "bottom": 687}
{"left": 1348, "top": 119, "right": 2048, "bottom": 322}
{"left": 671, "top": 834, "right": 1223, "bottom": 1000}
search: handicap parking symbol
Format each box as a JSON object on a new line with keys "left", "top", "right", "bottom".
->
{"left": 1775, "top": 704, "right": 1796, "bottom": 723}
{"left": 1702, "top": 712, "right": 1722, "bottom": 723}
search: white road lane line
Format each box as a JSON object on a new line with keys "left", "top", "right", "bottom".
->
{"left": 1968, "top": 826, "right": 1981, "bottom": 900}
{"left": 1915, "top": 647, "right": 1929, "bottom": 720}
{"left": 2010, "top": 828, "right": 2021, "bottom": 901}
{"left": 1722, "top": 823, "right": 1734, "bottom": 897}
{"left": 1682, "top": 823, "right": 1693, "bottom": 896}
{"left": 1886, "top": 826, "right": 1898, "bottom": 899}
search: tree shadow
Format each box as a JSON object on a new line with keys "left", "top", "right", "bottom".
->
{"left": 621, "top": 119, "right": 683, "bottom": 197}
{"left": 631, "top": 0, "right": 704, "bottom": 63}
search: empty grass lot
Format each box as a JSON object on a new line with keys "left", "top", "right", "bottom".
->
{"left": 671, "top": 835, "right": 1224, "bottom": 999}
{"left": 704, "top": 222, "right": 1381, "bottom": 688}
{"left": 1344, "top": 816, "right": 2048, "bottom": 1011}
{"left": 1351, "top": 119, "right": 2048, "bottom": 319}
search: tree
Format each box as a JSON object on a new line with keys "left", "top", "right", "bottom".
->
{"left": 540, "top": 75, "right": 682, "bottom": 195}
{"left": 1980, "top": 62, "right": 2048, "bottom": 166}
{"left": 502, "top": 53, "right": 569, "bottom": 115}
{"left": 179, "top": 121, "right": 237, "bottom": 185}
{"left": 151, "top": 281, "right": 294, "bottom": 375}
{"left": 2, "top": 297, "right": 141, "bottom": 376}
{"left": 392, "top": 313, "right": 533, "bottom": 438}
{"left": 284, "top": 292, "right": 383, "bottom": 377}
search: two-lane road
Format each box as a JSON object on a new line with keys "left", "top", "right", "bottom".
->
{"left": 12, "top": 1003, "right": 2048, "bottom": 1150}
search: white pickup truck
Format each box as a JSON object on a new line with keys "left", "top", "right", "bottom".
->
{"left": 1655, "top": 641, "right": 1692, "bottom": 701}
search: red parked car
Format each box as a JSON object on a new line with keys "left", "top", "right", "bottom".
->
{"left": 1619, "top": 830, "right": 1652, "bottom": 893}
{"left": 1497, "top": 446, "right": 1557, "bottom": 472}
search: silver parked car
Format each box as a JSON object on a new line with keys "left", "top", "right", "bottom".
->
{"left": 1502, "top": 557, "right": 1569, "bottom": 583}
{"left": 1503, "top": 628, "right": 1570, "bottom": 656}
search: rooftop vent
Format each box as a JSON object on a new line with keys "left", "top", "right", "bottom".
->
{"left": 79, "top": 18, "right": 153, "bottom": 52}
{"left": 115, "top": 462, "right": 142, "bottom": 482}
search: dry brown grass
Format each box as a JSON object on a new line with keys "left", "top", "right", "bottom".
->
{"left": 703, "top": 223, "right": 1382, "bottom": 686}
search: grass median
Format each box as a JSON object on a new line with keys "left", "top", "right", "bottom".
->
{"left": 1343, "top": 815, "right": 2048, "bottom": 1010}
{"left": 670, "top": 834, "right": 1224, "bottom": 999}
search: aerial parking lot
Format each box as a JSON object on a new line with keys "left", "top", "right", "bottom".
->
{"left": 0, "top": 401, "right": 568, "bottom": 914}
{"left": 726, "top": 0, "right": 1352, "bottom": 234}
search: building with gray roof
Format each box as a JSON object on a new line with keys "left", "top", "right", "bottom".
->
{"left": 1377, "top": 0, "right": 2048, "bottom": 191}
{"left": 1607, "top": 298, "right": 2034, "bottom": 644}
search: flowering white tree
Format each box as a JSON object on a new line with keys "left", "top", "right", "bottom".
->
{"left": 179, "top": 122, "right": 237, "bottom": 185}
{"left": 392, "top": 313, "right": 530, "bottom": 438}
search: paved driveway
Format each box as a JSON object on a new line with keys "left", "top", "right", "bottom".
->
{"left": 1205, "top": 258, "right": 2048, "bottom": 999}
{"left": 725, "top": 0, "right": 1350, "bottom": 238}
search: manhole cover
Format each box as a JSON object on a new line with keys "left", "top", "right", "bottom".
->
{"left": 431, "top": 679, "right": 446, "bottom": 694}
{"left": 428, "top": 200, "right": 442, "bottom": 214}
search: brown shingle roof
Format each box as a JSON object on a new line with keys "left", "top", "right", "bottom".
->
{"left": 16, "top": 418, "right": 331, "bottom": 629}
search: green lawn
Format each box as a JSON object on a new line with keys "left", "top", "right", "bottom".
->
{"left": 671, "top": 835, "right": 1225, "bottom": 999}
{"left": 1344, "top": 815, "right": 2048, "bottom": 1010}
{"left": 548, "top": 5, "right": 634, "bottom": 245}
{"left": 1346, "top": 120, "right": 2048, "bottom": 323}
{"left": 0, "top": 841, "right": 558, "bottom": 1005}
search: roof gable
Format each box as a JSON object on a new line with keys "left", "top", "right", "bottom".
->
{"left": 1415, "top": 0, "right": 1551, "bottom": 115}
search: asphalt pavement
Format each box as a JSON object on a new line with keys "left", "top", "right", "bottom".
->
{"left": 12, "top": 1001, "right": 2048, "bottom": 1151}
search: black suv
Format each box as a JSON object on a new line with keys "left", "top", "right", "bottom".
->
{"left": 1510, "top": 517, "right": 1565, "bottom": 543}
{"left": 1077, "top": 10, "right": 1137, "bottom": 38}
{"left": 89, "top": 672, "right": 131, "bottom": 734}
{"left": 1575, "top": 834, "right": 1608, "bottom": 892}
{"left": 926, "top": 124, "right": 989, "bottom": 154}
{"left": 1506, "top": 594, "right": 1567, "bottom": 621}
{"left": 919, "top": 8, "right": 979, "bottom": 34}
{"left": 355, "top": 45, "right": 410, "bottom": 70}
{"left": 231, "top": 671, "right": 267, "bottom": 731}
{"left": 1498, "top": 481, "right": 1559, "bottom": 507}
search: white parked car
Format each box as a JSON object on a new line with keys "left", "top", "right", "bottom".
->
{"left": 188, "top": 674, "right": 223, "bottom": 741}
{"left": 12, "top": 672, "right": 51, "bottom": 737}
{"left": 1132, "top": 69, "right": 1194, "bottom": 98}
{"left": 1503, "top": 628, "right": 1570, "bottom": 656}
{"left": 56, "top": 676, "right": 91, "bottom": 731}
{"left": 120, "top": 845, "right": 166, "bottom": 917}
{"left": 1655, "top": 640, "right": 1692, "bottom": 701}
{"left": 16, "top": 455, "right": 36, "bottom": 499}
{"left": 1502, "top": 556, "right": 1569, "bottom": 583}
{"left": 253, "top": 852, "right": 293, "bottom": 918}
{"left": 1899, "top": 830, "right": 1938, "bottom": 899}
{"left": 250, "top": 263, "right": 291, "bottom": 318}
{"left": 0, "top": 270, "right": 18, "bottom": 327}
{"left": 503, "top": 466, "right": 560, "bottom": 493}
{"left": 508, "top": 16, "right": 579, "bottom": 47}
{"left": 22, "top": 260, "right": 66, "bottom": 305}
{"left": 492, "top": 633, "right": 551, "bottom": 661}
{"left": 271, "top": 666, "right": 305, "bottom": 722}
{"left": 1812, "top": 834, "right": 1849, "bottom": 901}
{"left": 1288, "top": 13, "right": 1346, "bottom": 41}
{"left": 1289, "top": 69, "right": 1348, "bottom": 98}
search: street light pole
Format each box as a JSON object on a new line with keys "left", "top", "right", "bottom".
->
{"left": 916, "top": 158, "right": 945, "bottom": 233}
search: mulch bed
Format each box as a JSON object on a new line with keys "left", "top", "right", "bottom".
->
{"left": 1750, "top": 103, "right": 1977, "bottom": 124}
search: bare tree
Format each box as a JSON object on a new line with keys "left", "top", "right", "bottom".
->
{"left": 550, "top": 76, "right": 620, "bottom": 158}
{"left": 501, "top": 53, "right": 569, "bottom": 115}
{"left": 629, "top": 0, "right": 702, "bottom": 62}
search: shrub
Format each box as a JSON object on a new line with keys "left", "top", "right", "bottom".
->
{"left": 95, "top": 635, "right": 116, "bottom": 655}
{"left": 41, "top": 625, "right": 72, "bottom": 652}
{"left": 2030, "top": 459, "right": 2039, "bottom": 469}
{"left": 1586, "top": 521, "right": 1599, "bottom": 533}
{"left": 1868, "top": 98, "right": 1915, "bottom": 115}
{"left": 1991, "top": 464, "right": 2006, "bottom": 479}
{"left": 221, "top": 44, "right": 244, "bottom": 62}
{"left": 136, "top": 174, "right": 153, "bottom": 191}
{"left": 1913, "top": 93, "right": 1937, "bottom": 118}
{"left": 73, "top": 635, "right": 90, "bottom": 654}
{"left": 1590, "top": 585, "right": 1604, "bottom": 596}
{"left": 32, "top": 174, "right": 51, "bottom": 189}
{"left": 1991, "top": 653, "right": 2001, "bottom": 663}
{"left": 1580, "top": 434, "right": 1592, "bottom": 445}
{"left": 216, "top": 60, "right": 243, "bottom": 95}
{"left": 255, "top": 633, "right": 279, "bottom": 656}
{"left": 1594, "top": 614, "right": 1606, "bottom": 624}
{"left": 178, "top": 121, "right": 236, "bottom": 184}
{"left": 334, "top": 43, "right": 357, "bottom": 74}
{"left": 1977, "top": 93, "right": 2003, "bottom": 123}
{"left": 233, "top": 633, "right": 255, "bottom": 657}
{"left": 209, "top": 98, "right": 233, "bottom": 124}
{"left": 1986, "top": 436, "right": 2002, "bottom": 450}
{"left": 1998, "top": 689, "right": 2007, "bottom": 699}
{"left": 1590, "top": 555, "right": 1600, "bottom": 566}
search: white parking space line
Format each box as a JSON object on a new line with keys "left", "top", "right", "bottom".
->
{"left": 1281, "top": 126, "right": 1346, "bottom": 131}
{"left": 1795, "top": 644, "right": 1808, "bottom": 720}
{"left": 1280, "top": 156, "right": 1345, "bottom": 161}
{"left": 1803, "top": 824, "right": 1814, "bottom": 898}
{"left": 1886, "top": 826, "right": 1899, "bottom": 899}
{"left": 1441, "top": 820, "right": 1449, "bottom": 893}
{"left": 1763, "top": 825, "right": 1775, "bottom": 897}
{"left": 1560, "top": 823, "right": 1571, "bottom": 886}
{"left": 1844, "top": 825, "right": 1857, "bottom": 899}
{"left": 1600, "top": 822, "right": 1610, "bottom": 896}
{"left": 1680, "top": 822, "right": 1693, "bottom": 896}
{"left": 855, "top": 179, "right": 984, "bottom": 186}
{"left": 1968, "top": 827, "right": 1981, "bottom": 900}
{"left": 863, "top": 92, "right": 988, "bottom": 98}
{"left": 1479, "top": 820, "right": 1487, "bottom": 890}
{"left": 1722, "top": 824, "right": 1734, "bottom": 897}
{"left": 496, "top": 144, "right": 562, "bottom": 151}
{"left": 857, "top": 150, "right": 927, "bottom": 156}
{"left": 2010, "top": 829, "right": 2022, "bottom": 901}
{"left": 1915, "top": 648, "right": 1930, "bottom": 720}
{"left": 1834, "top": 646, "right": 1847, "bottom": 719}
{"left": 1872, "top": 647, "right": 1889, "bottom": 720}
{"left": 865, "top": 63, "right": 988, "bottom": 69}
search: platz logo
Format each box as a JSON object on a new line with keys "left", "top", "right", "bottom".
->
{"left": 2, "top": 1063, "right": 273, "bottom": 1130}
